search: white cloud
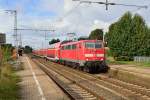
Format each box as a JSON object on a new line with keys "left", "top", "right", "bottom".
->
{"left": 0, "top": 10, "right": 13, "bottom": 32}
{"left": 0, "top": 0, "right": 150, "bottom": 49}
{"left": 91, "top": 20, "right": 110, "bottom": 32}
{"left": 64, "top": 0, "right": 75, "bottom": 12}
{"left": 55, "top": 0, "right": 150, "bottom": 36}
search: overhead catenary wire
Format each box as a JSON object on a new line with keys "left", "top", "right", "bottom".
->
{"left": 14, "top": 28, "right": 55, "bottom": 32}
{"left": 72, "top": 0, "right": 148, "bottom": 10}
{"left": 14, "top": 28, "right": 55, "bottom": 50}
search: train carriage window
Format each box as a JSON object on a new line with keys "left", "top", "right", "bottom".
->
{"left": 68, "top": 45, "right": 71, "bottom": 49}
{"left": 72, "top": 44, "right": 76, "bottom": 49}
{"left": 64, "top": 46, "right": 66, "bottom": 50}
{"left": 64, "top": 45, "right": 71, "bottom": 50}
{"left": 63, "top": 44, "right": 77, "bottom": 50}
{"left": 65, "top": 46, "right": 68, "bottom": 50}
{"left": 65, "top": 46, "right": 67, "bottom": 49}
{"left": 85, "top": 43, "right": 95, "bottom": 48}
{"left": 95, "top": 43, "right": 102, "bottom": 48}
{"left": 61, "top": 46, "right": 64, "bottom": 50}
{"left": 85, "top": 42, "right": 102, "bottom": 48}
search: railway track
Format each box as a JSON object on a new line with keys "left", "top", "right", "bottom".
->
{"left": 106, "top": 66, "right": 150, "bottom": 89}
{"left": 32, "top": 57, "right": 150, "bottom": 100}
{"left": 33, "top": 59, "right": 100, "bottom": 100}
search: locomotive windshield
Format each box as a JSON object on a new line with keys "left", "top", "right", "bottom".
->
{"left": 85, "top": 42, "right": 102, "bottom": 49}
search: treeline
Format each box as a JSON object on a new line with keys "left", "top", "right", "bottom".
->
{"left": 23, "top": 46, "right": 33, "bottom": 54}
{"left": 105, "top": 12, "right": 150, "bottom": 61}
{"left": 49, "top": 29, "right": 104, "bottom": 44}
{"left": 49, "top": 38, "right": 60, "bottom": 45}
{"left": 48, "top": 12, "right": 150, "bottom": 61}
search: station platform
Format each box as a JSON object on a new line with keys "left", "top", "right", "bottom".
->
{"left": 17, "top": 55, "right": 69, "bottom": 100}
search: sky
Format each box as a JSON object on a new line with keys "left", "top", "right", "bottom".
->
{"left": 0, "top": 0, "right": 150, "bottom": 49}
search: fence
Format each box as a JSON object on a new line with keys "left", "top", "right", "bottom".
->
{"left": 134, "top": 56, "right": 150, "bottom": 62}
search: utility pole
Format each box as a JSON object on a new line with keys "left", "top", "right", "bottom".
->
{"left": 15, "top": 28, "right": 55, "bottom": 32}
{"left": 14, "top": 10, "right": 18, "bottom": 49}
{"left": 15, "top": 28, "right": 55, "bottom": 57}
{"left": 106, "top": 0, "right": 108, "bottom": 10}
{"left": 72, "top": 0, "right": 148, "bottom": 10}
{"left": 19, "top": 33, "right": 22, "bottom": 47}
{"left": 5, "top": 10, "right": 18, "bottom": 58}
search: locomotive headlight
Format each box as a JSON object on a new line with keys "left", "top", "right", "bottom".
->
{"left": 100, "top": 58, "right": 104, "bottom": 61}
{"left": 85, "top": 54, "right": 93, "bottom": 57}
{"left": 96, "top": 54, "right": 104, "bottom": 57}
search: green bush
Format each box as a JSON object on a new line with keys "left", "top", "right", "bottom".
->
{"left": 115, "top": 56, "right": 133, "bottom": 61}
{"left": 106, "top": 49, "right": 113, "bottom": 57}
{"left": 0, "top": 64, "right": 20, "bottom": 100}
{"left": 0, "top": 45, "right": 20, "bottom": 99}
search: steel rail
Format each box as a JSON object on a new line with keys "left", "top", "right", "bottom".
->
{"left": 37, "top": 58, "right": 150, "bottom": 100}
{"left": 33, "top": 59, "right": 101, "bottom": 100}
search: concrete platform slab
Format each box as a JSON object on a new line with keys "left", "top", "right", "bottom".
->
{"left": 17, "top": 55, "right": 70, "bottom": 100}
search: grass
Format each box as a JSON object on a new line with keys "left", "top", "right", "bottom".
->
{"left": 0, "top": 64, "right": 20, "bottom": 100}
{"left": 105, "top": 49, "right": 150, "bottom": 68}
{"left": 133, "top": 62, "right": 150, "bottom": 68}
{"left": 0, "top": 46, "right": 21, "bottom": 100}
{"left": 106, "top": 57, "right": 150, "bottom": 68}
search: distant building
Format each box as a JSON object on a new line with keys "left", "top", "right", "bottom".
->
{"left": 0, "top": 33, "right": 6, "bottom": 45}
{"left": 0, "top": 33, "right": 6, "bottom": 60}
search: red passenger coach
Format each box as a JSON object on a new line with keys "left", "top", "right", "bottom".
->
{"left": 33, "top": 49, "right": 46, "bottom": 57}
{"left": 33, "top": 40, "right": 109, "bottom": 73}
{"left": 46, "top": 42, "right": 61, "bottom": 61}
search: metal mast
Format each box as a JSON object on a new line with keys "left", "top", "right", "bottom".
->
{"left": 14, "top": 10, "right": 18, "bottom": 49}
{"left": 15, "top": 28, "right": 55, "bottom": 57}
{"left": 5, "top": 10, "right": 18, "bottom": 57}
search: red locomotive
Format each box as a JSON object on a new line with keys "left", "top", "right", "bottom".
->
{"left": 33, "top": 40, "right": 109, "bottom": 73}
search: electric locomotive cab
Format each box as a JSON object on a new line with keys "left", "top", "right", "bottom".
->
{"left": 84, "top": 40, "right": 105, "bottom": 61}
{"left": 83, "top": 40, "right": 108, "bottom": 73}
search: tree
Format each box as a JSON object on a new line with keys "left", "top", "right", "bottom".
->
{"left": 0, "top": 44, "right": 13, "bottom": 64}
{"left": 49, "top": 38, "right": 60, "bottom": 45}
{"left": 89, "top": 29, "right": 103, "bottom": 40}
{"left": 24, "top": 46, "right": 33, "bottom": 54}
{"left": 105, "top": 12, "right": 150, "bottom": 61}
{"left": 78, "top": 36, "right": 89, "bottom": 40}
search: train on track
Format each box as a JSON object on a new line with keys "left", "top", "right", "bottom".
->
{"left": 33, "top": 40, "right": 109, "bottom": 73}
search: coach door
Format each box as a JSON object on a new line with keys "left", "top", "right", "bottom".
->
{"left": 71, "top": 44, "right": 76, "bottom": 61}
{"left": 77, "top": 43, "right": 82, "bottom": 61}
{"left": 55, "top": 49, "right": 58, "bottom": 59}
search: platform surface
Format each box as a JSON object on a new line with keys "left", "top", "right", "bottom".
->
{"left": 17, "top": 55, "right": 69, "bottom": 100}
